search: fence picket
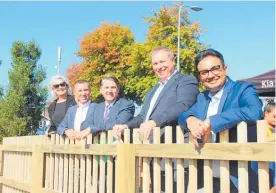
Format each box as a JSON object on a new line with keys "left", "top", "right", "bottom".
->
{"left": 153, "top": 127, "right": 161, "bottom": 193}
{"left": 237, "top": 122, "right": 249, "bottom": 192}
{"left": 165, "top": 126, "right": 173, "bottom": 193}
{"left": 257, "top": 120, "right": 270, "bottom": 193}
{"left": 86, "top": 134, "right": 93, "bottom": 193}
{"left": 92, "top": 135, "right": 99, "bottom": 193}
{"left": 99, "top": 132, "right": 106, "bottom": 193}
{"left": 220, "top": 130, "right": 230, "bottom": 193}
{"left": 188, "top": 133, "right": 197, "bottom": 192}
{"left": 204, "top": 133, "right": 212, "bottom": 193}
{"left": 107, "top": 131, "right": 114, "bottom": 193}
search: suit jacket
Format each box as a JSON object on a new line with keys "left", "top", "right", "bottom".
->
{"left": 81, "top": 98, "right": 135, "bottom": 133}
{"left": 126, "top": 72, "right": 199, "bottom": 129}
{"left": 178, "top": 77, "right": 262, "bottom": 142}
{"left": 56, "top": 101, "right": 96, "bottom": 135}
{"left": 178, "top": 77, "right": 262, "bottom": 192}
{"left": 48, "top": 95, "right": 76, "bottom": 132}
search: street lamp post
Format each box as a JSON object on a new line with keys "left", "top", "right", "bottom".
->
{"left": 177, "top": 4, "right": 203, "bottom": 71}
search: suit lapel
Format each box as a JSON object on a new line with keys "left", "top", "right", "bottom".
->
{"left": 202, "top": 91, "right": 211, "bottom": 119}
{"left": 71, "top": 105, "right": 78, "bottom": 127}
{"left": 150, "top": 72, "right": 179, "bottom": 115}
{"left": 98, "top": 102, "right": 105, "bottom": 122}
{"left": 217, "top": 77, "right": 234, "bottom": 113}
{"left": 109, "top": 98, "right": 120, "bottom": 118}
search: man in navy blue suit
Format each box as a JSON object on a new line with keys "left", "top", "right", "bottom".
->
{"left": 113, "top": 46, "right": 199, "bottom": 141}
{"left": 57, "top": 79, "right": 96, "bottom": 140}
{"left": 178, "top": 48, "right": 262, "bottom": 192}
{"left": 80, "top": 75, "right": 135, "bottom": 135}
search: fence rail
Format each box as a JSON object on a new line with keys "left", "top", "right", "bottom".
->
{"left": 0, "top": 120, "right": 274, "bottom": 193}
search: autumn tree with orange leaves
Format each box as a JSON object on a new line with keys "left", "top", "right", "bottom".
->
{"left": 67, "top": 3, "right": 206, "bottom": 104}
{"left": 67, "top": 22, "right": 134, "bottom": 102}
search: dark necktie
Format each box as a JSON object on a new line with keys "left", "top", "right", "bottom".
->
{"left": 104, "top": 104, "right": 111, "bottom": 120}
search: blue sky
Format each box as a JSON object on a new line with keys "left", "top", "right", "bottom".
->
{"left": 0, "top": 1, "right": 275, "bottom": 95}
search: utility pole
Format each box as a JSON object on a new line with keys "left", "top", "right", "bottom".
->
{"left": 57, "top": 46, "right": 62, "bottom": 74}
{"left": 0, "top": 60, "right": 2, "bottom": 85}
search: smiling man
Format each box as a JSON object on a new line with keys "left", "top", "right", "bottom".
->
{"left": 113, "top": 46, "right": 199, "bottom": 141}
{"left": 56, "top": 79, "right": 96, "bottom": 140}
{"left": 178, "top": 48, "right": 262, "bottom": 192}
{"left": 80, "top": 75, "right": 135, "bottom": 136}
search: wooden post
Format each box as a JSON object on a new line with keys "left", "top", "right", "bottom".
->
{"left": 257, "top": 120, "right": 270, "bottom": 193}
{"left": 30, "top": 145, "right": 44, "bottom": 193}
{"left": 116, "top": 144, "right": 136, "bottom": 193}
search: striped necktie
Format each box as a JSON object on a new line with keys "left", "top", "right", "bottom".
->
{"left": 104, "top": 104, "right": 111, "bottom": 120}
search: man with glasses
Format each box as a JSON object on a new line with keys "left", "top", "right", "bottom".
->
{"left": 178, "top": 48, "right": 262, "bottom": 192}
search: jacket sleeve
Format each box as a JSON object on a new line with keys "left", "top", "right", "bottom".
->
{"left": 102, "top": 100, "right": 135, "bottom": 130}
{"left": 178, "top": 98, "right": 200, "bottom": 132}
{"left": 126, "top": 90, "right": 153, "bottom": 129}
{"left": 210, "top": 84, "right": 262, "bottom": 134}
{"left": 151, "top": 75, "right": 199, "bottom": 127}
{"left": 80, "top": 104, "right": 99, "bottom": 133}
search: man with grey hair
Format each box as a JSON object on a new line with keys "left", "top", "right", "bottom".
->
{"left": 113, "top": 46, "right": 199, "bottom": 141}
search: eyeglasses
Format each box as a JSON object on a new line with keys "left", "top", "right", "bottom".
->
{"left": 198, "top": 65, "right": 223, "bottom": 79}
{"left": 53, "top": 82, "right": 66, "bottom": 89}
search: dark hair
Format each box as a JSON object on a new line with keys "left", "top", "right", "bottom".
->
{"left": 264, "top": 101, "right": 275, "bottom": 113}
{"left": 100, "top": 75, "right": 124, "bottom": 97}
{"left": 194, "top": 49, "right": 225, "bottom": 70}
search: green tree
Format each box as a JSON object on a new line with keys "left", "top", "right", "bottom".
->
{"left": 0, "top": 41, "right": 47, "bottom": 140}
{"left": 67, "top": 3, "right": 206, "bottom": 104}
{"left": 125, "top": 3, "right": 206, "bottom": 104}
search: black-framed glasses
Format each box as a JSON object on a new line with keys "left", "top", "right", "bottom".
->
{"left": 198, "top": 65, "right": 223, "bottom": 79}
{"left": 53, "top": 82, "right": 66, "bottom": 89}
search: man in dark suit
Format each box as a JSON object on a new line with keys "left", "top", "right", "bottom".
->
{"left": 80, "top": 75, "right": 135, "bottom": 135}
{"left": 178, "top": 48, "right": 262, "bottom": 192}
{"left": 113, "top": 46, "right": 199, "bottom": 141}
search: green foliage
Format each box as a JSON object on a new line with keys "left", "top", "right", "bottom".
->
{"left": 67, "top": 3, "right": 207, "bottom": 104}
{"left": 0, "top": 41, "right": 47, "bottom": 141}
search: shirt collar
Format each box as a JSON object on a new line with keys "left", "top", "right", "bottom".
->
{"left": 208, "top": 83, "right": 225, "bottom": 100}
{"left": 78, "top": 100, "right": 90, "bottom": 108}
{"left": 158, "top": 70, "right": 177, "bottom": 85}
{"left": 105, "top": 100, "right": 115, "bottom": 107}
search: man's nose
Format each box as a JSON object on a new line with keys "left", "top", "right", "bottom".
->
{"left": 207, "top": 71, "right": 215, "bottom": 79}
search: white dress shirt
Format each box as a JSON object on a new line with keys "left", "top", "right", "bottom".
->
{"left": 74, "top": 100, "right": 90, "bottom": 132}
{"left": 145, "top": 70, "right": 177, "bottom": 121}
{"left": 206, "top": 85, "right": 225, "bottom": 178}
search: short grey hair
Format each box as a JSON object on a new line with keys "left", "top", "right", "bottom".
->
{"left": 48, "top": 75, "right": 72, "bottom": 99}
{"left": 150, "top": 46, "right": 175, "bottom": 60}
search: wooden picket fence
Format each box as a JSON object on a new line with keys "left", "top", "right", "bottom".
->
{"left": 0, "top": 120, "right": 274, "bottom": 193}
